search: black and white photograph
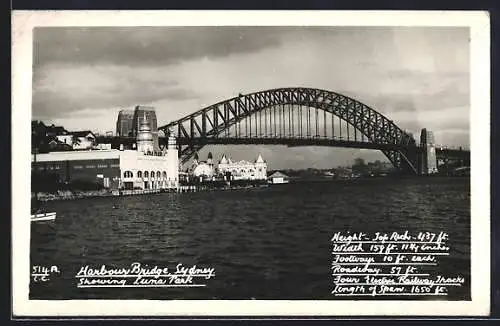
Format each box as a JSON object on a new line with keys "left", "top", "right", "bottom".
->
{"left": 12, "top": 11, "right": 490, "bottom": 316}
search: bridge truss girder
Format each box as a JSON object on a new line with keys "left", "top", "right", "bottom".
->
{"left": 159, "top": 87, "right": 419, "bottom": 174}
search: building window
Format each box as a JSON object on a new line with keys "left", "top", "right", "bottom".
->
{"left": 156, "top": 171, "right": 161, "bottom": 178}
{"left": 137, "top": 171, "right": 142, "bottom": 178}
{"left": 86, "top": 165, "right": 95, "bottom": 169}
{"left": 150, "top": 171, "right": 155, "bottom": 179}
{"left": 162, "top": 171, "right": 167, "bottom": 179}
{"left": 144, "top": 171, "right": 149, "bottom": 178}
{"left": 74, "top": 165, "right": 83, "bottom": 169}
{"left": 124, "top": 171, "right": 133, "bottom": 178}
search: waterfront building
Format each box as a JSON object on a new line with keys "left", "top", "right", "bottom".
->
{"left": 191, "top": 152, "right": 216, "bottom": 180}
{"left": 192, "top": 163, "right": 215, "bottom": 179}
{"left": 44, "top": 124, "right": 69, "bottom": 138}
{"left": 31, "top": 114, "right": 179, "bottom": 191}
{"left": 132, "top": 106, "right": 159, "bottom": 152}
{"left": 56, "top": 131, "right": 97, "bottom": 150}
{"left": 120, "top": 114, "right": 179, "bottom": 190}
{"left": 268, "top": 171, "right": 289, "bottom": 184}
{"left": 217, "top": 154, "right": 267, "bottom": 180}
{"left": 116, "top": 110, "right": 134, "bottom": 137}
{"left": 47, "top": 139, "right": 73, "bottom": 151}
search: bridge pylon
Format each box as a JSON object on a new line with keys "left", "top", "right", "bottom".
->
{"left": 419, "top": 128, "right": 438, "bottom": 175}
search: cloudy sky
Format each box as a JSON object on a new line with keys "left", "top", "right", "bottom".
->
{"left": 32, "top": 26, "right": 469, "bottom": 169}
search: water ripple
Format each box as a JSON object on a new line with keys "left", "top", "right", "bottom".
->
{"left": 30, "top": 177, "right": 470, "bottom": 300}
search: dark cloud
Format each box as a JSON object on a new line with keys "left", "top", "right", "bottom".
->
{"left": 32, "top": 75, "right": 199, "bottom": 118}
{"left": 395, "top": 117, "right": 470, "bottom": 136}
{"left": 30, "top": 26, "right": 470, "bottom": 156}
{"left": 339, "top": 69, "right": 469, "bottom": 119}
{"left": 339, "top": 91, "right": 419, "bottom": 115}
{"left": 351, "top": 91, "right": 469, "bottom": 115}
{"left": 36, "top": 26, "right": 449, "bottom": 68}
{"left": 33, "top": 27, "right": 287, "bottom": 68}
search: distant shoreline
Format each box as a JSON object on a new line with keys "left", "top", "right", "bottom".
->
{"left": 32, "top": 175, "right": 468, "bottom": 203}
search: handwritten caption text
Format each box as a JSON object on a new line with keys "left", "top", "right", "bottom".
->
{"left": 330, "top": 231, "right": 464, "bottom": 297}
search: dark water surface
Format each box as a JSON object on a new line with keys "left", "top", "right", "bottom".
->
{"left": 30, "top": 177, "right": 470, "bottom": 300}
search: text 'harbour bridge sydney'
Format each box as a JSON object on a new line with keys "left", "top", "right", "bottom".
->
{"left": 104, "top": 87, "right": 471, "bottom": 175}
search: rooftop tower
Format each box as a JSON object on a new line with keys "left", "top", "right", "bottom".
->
{"left": 132, "top": 106, "right": 159, "bottom": 151}
{"left": 136, "top": 112, "right": 154, "bottom": 154}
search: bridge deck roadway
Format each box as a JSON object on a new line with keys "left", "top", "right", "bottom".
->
{"left": 176, "top": 137, "right": 413, "bottom": 151}
{"left": 96, "top": 136, "right": 415, "bottom": 151}
{"left": 95, "top": 136, "right": 469, "bottom": 157}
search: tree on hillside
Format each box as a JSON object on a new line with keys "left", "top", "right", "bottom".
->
{"left": 31, "top": 121, "right": 49, "bottom": 153}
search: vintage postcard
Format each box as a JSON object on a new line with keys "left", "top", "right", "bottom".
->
{"left": 12, "top": 10, "right": 490, "bottom": 317}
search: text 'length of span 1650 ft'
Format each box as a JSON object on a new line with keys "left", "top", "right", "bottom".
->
{"left": 330, "top": 231, "right": 465, "bottom": 297}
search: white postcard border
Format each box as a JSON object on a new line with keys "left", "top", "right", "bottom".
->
{"left": 12, "top": 10, "right": 491, "bottom": 316}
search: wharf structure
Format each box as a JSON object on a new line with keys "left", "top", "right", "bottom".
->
{"left": 32, "top": 112, "right": 179, "bottom": 191}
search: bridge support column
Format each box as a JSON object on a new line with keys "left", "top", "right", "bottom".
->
{"left": 419, "top": 128, "right": 438, "bottom": 175}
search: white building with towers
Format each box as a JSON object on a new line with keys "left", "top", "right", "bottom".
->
{"left": 217, "top": 154, "right": 267, "bottom": 180}
{"left": 188, "top": 152, "right": 267, "bottom": 181}
{"left": 120, "top": 113, "right": 179, "bottom": 190}
{"left": 32, "top": 112, "right": 180, "bottom": 191}
{"left": 190, "top": 152, "right": 216, "bottom": 179}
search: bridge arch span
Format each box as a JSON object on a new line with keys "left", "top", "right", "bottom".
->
{"left": 159, "top": 87, "right": 419, "bottom": 174}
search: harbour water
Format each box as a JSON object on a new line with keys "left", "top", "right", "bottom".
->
{"left": 30, "top": 177, "right": 470, "bottom": 300}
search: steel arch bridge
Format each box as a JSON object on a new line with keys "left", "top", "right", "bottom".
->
{"left": 159, "top": 87, "right": 419, "bottom": 174}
